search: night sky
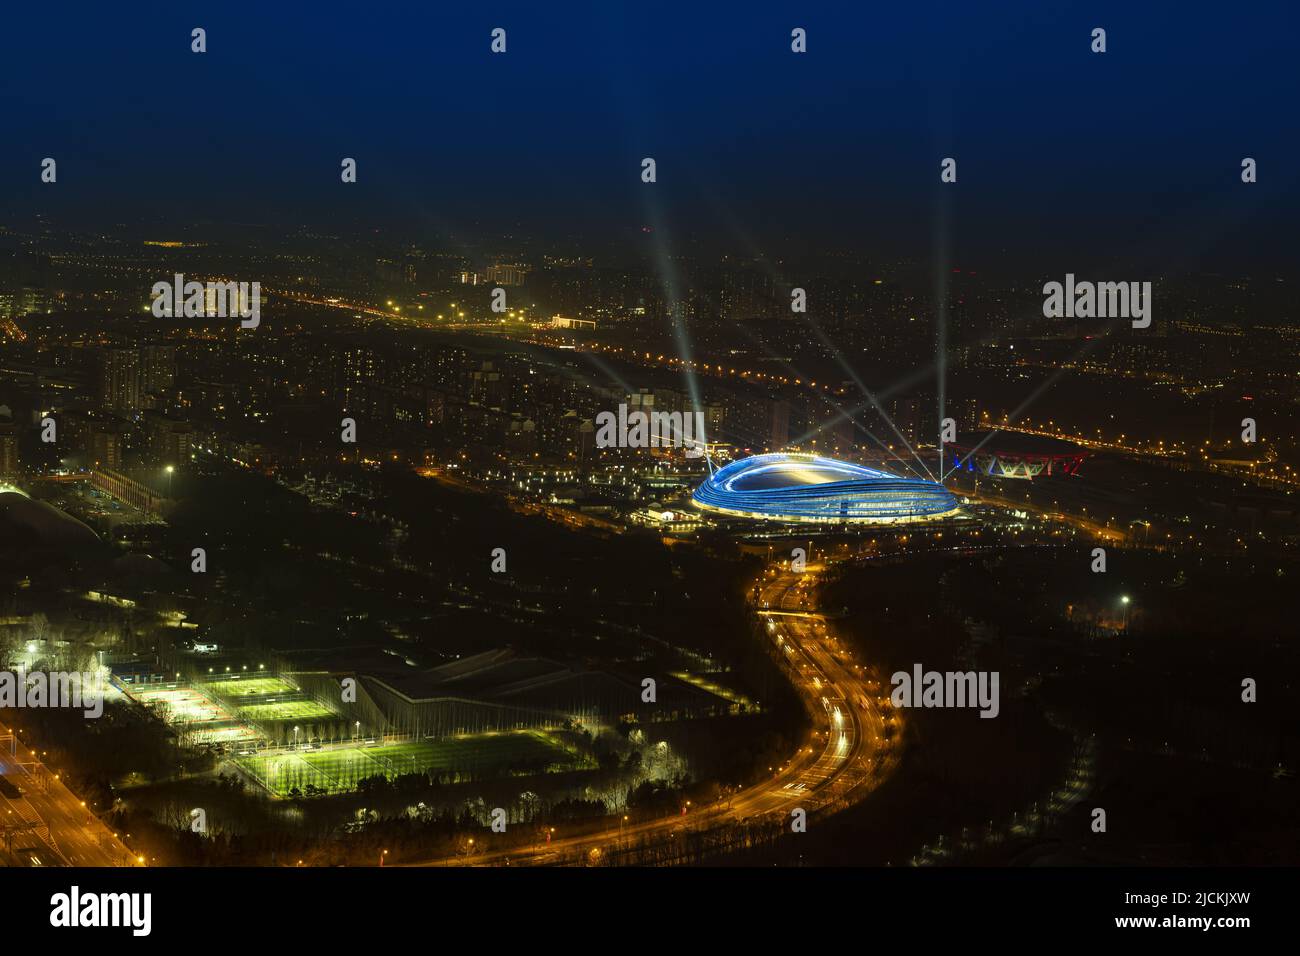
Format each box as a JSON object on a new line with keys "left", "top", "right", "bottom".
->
{"left": 3, "top": 1, "right": 1297, "bottom": 268}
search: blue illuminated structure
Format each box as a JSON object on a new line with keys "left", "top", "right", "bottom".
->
{"left": 692, "top": 453, "right": 959, "bottom": 525}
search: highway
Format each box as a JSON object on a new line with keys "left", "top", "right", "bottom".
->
{"left": 0, "top": 723, "right": 137, "bottom": 867}
{"left": 409, "top": 560, "right": 897, "bottom": 866}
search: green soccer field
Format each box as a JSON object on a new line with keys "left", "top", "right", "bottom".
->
{"left": 237, "top": 699, "right": 338, "bottom": 722}
{"left": 236, "top": 731, "right": 584, "bottom": 796}
{"left": 197, "top": 677, "right": 299, "bottom": 699}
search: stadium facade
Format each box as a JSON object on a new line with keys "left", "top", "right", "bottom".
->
{"left": 692, "top": 453, "right": 959, "bottom": 524}
{"left": 944, "top": 431, "right": 1088, "bottom": 479}
{"left": 310, "top": 650, "right": 737, "bottom": 740}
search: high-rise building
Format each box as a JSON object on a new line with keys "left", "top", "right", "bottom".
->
{"left": 87, "top": 424, "right": 122, "bottom": 471}
{"left": 142, "top": 344, "right": 178, "bottom": 393}
{"left": 98, "top": 348, "right": 142, "bottom": 418}
{"left": 770, "top": 400, "right": 790, "bottom": 450}
{"left": 469, "top": 362, "right": 507, "bottom": 410}
{"left": 59, "top": 411, "right": 121, "bottom": 471}
{"left": 955, "top": 397, "right": 980, "bottom": 430}
{"left": 0, "top": 407, "right": 17, "bottom": 477}
{"left": 145, "top": 412, "right": 193, "bottom": 468}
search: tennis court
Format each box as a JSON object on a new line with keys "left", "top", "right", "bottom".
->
{"left": 134, "top": 686, "right": 231, "bottom": 723}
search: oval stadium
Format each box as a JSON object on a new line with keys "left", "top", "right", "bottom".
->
{"left": 692, "top": 453, "right": 960, "bottom": 525}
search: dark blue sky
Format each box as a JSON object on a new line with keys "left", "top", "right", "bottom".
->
{"left": 3, "top": 1, "right": 1297, "bottom": 268}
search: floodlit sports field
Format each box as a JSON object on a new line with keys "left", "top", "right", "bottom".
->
{"left": 190, "top": 725, "right": 261, "bottom": 745}
{"left": 134, "top": 686, "right": 230, "bottom": 723}
{"left": 197, "top": 677, "right": 299, "bottom": 698}
{"left": 236, "top": 731, "right": 583, "bottom": 796}
{"left": 124, "top": 678, "right": 343, "bottom": 749}
{"left": 237, "top": 700, "right": 339, "bottom": 722}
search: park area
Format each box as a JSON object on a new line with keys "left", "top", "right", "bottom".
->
{"left": 235, "top": 731, "right": 585, "bottom": 796}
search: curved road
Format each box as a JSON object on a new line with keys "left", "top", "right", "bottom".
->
{"left": 410, "top": 560, "right": 897, "bottom": 866}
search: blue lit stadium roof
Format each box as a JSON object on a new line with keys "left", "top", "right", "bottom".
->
{"left": 692, "top": 453, "right": 959, "bottom": 524}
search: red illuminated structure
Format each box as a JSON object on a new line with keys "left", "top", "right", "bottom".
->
{"left": 944, "top": 431, "right": 1088, "bottom": 480}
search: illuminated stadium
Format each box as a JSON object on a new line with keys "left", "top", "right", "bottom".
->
{"left": 943, "top": 430, "right": 1088, "bottom": 480}
{"left": 692, "top": 453, "right": 959, "bottom": 525}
